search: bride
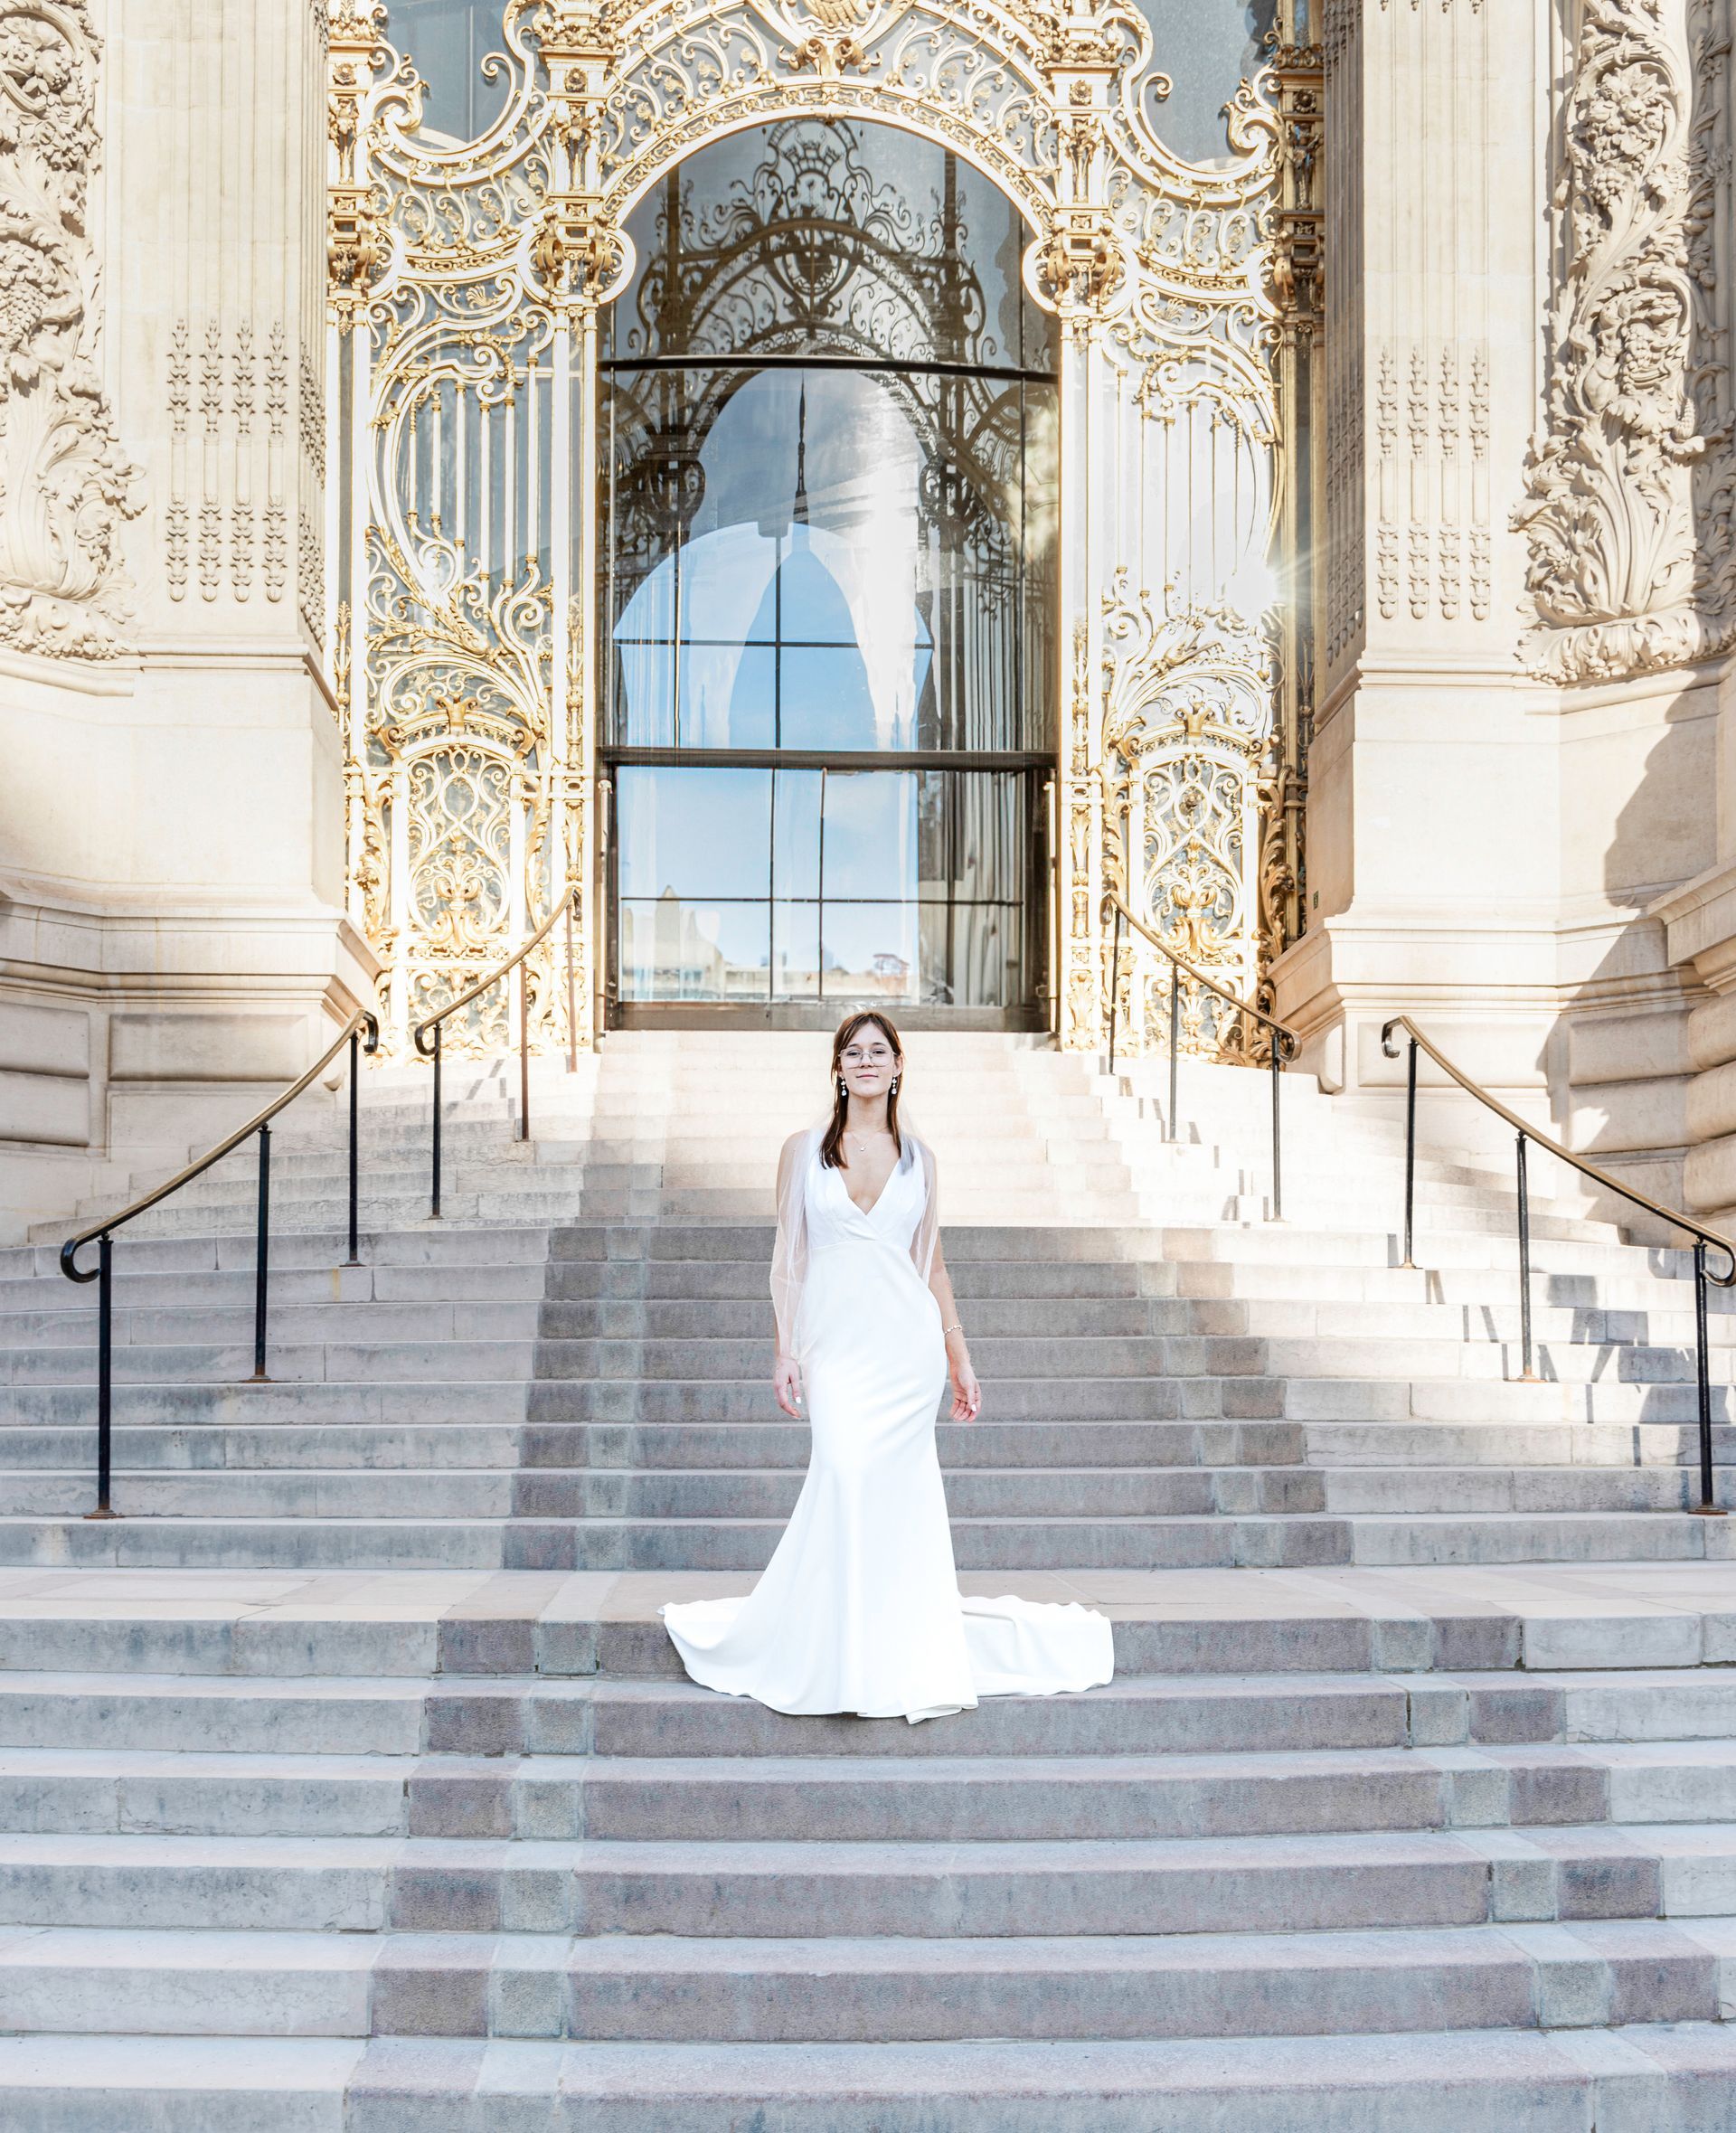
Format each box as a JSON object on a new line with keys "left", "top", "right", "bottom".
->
{"left": 662, "top": 1011, "right": 1115, "bottom": 1722}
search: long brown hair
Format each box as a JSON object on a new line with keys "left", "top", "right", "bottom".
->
{"left": 821, "top": 1010, "right": 904, "bottom": 1171}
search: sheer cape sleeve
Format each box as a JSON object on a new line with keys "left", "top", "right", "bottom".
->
{"left": 770, "top": 1126, "right": 821, "bottom": 1360}
{"left": 910, "top": 1132, "right": 939, "bottom": 1288}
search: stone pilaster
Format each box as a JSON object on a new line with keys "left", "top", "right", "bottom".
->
{"left": 0, "top": 0, "right": 375, "bottom": 1241}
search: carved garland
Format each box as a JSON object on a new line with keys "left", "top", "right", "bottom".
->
{"left": 0, "top": 0, "right": 142, "bottom": 659}
{"left": 1515, "top": 0, "right": 1723, "bottom": 682}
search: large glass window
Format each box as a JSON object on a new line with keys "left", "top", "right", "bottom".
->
{"left": 616, "top": 765, "right": 1035, "bottom": 1007}
{"left": 601, "top": 118, "right": 1056, "bottom": 1020}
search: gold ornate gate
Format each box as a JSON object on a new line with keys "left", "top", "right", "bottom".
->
{"left": 324, "top": 0, "right": 1297, "bottom": 1055}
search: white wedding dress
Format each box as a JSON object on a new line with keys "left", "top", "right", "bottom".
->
{"left": 662, "top": 1130, "right": 1115, "bottom": 1722}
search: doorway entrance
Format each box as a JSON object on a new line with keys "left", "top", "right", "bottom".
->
{"left": 599, "top": 118, "right": 1056, "bottom": 1028}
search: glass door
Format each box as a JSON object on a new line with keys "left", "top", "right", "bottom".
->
{"left": 599, "top": 118, "right": 1056, "bottom": 1028}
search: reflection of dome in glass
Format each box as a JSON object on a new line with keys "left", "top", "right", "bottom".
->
{"left": 612, "top": 524, "right": 932, "bottom": 750}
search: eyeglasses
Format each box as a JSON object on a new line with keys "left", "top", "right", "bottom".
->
{"left": 841, "top": 1044, "right": 894, "bottom": 1062}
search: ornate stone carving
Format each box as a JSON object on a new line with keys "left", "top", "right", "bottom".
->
{"left": 1515, "top": 0, "right": 1713, "bottom": 682}
{"left": 0, "top": 0, "right": 141, "bottom": 657}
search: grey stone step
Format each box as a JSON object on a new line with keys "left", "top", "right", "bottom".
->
{"left": 10, "top": 1917, "right": 1720, "bottom": 2046}
{"left": 14, "top": 2023, "right": 1736, "bottom": 2133}
{"left": 400, "top": 1919, "right": 1726, "bottom": 2043}
{"left": 0, "top": 1662, "right": 1716, "bottom": 1763}
{"left": 1344, "top": 1511, "right": 1736, "bottom": 1567}
{"left": 0, "top": 1417, "right": 1309, "bottom": 1475}
{"left": 0, "top": 1466, "right": 1323, "bottom": 1522}
{"left": 507, "top": 1466, "right": 1319, "bottom": 1522}
{"left": 587, "top": 1675, "right": 1410, "bottom": 1760}
{"left": 0, "top": 1425, "right": 524, "bottom": 1471}
{"left": 4, "top": 1736, "right": 1730, "bottom": 1846}
{"left": 0, "top": 1383, "right": 530, "bottom": 1429}
{"left": 495, "top": 1512, "right": 1352, "bottom": 1574}
{"left": 0, "top": 1823, "right": 1705, "bottom": 1939}
{"left": 526, "top": 1378, "right": 1184, "bottom": 1421}
{"left": 530, "top": 1418, "right": 1306, "bottom": 1468}
{"left": 1323, "top": 1468, "right": 1736, "bottom": 1515}
{"left": 3, "top": 1339, "right": 535, "bottom": 1387}
{"left": 0, "top": 1519, "right": 512, "bottom": 1570}
{"left": 1304, "top": 1420, "right": 1736, "bottom": 1468}
{"left": 0, "top": 1302, "right": 545, "bottom": 1347}
{"left": 0, "top": 1473, "right": 522, "bottom": 1520}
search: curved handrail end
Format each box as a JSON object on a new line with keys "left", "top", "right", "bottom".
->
{"left": 60, "top": 1236, "right": 100, "bottom": 1285}
{"left": 412, "top": 1021, "right": 439, "bottom": 1059}
{"left": 363, "top": 1012, "right": 382, "bottom": 1057}
{"left": 1379, "top": 1016, "right": 1404, "bottom": 1059}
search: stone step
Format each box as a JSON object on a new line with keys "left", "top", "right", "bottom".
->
{"left": 4, "top": 1736, "right": 1728, "bottom": 1845}
{"left": 1323, "top": 1468, "right": 1736, "bottom": 1515}
{"left": 13, "top": 2023, "right": 1736, "bottom": 2133}
{"left": 4, "top": 1499, "right": 1735, "bottom": 1573}
{"left": 1, "top": 1916, "right": 1726, "bottom": 2044}
{"left": 0, "top": 1465, "right": 1326, "bottom": 1522}
{"left": 0, "top": 1823, "right": 1712, "bottom": 1939}
{"left": 0, "top": 1512, "right": 1353, "bottom": 1573}
{"left": 1, "top": 1340, "right": 537, "bottom": 1387}
{"left": 1343, "top": 1512, "right": 1736, "bottom": 1567}
{"left": 0, "top": 1383, "right": 530, "bottom": 1429}
{"left": 1304, "top": 1421, "right": 1736, "bottom": 1468}
{"left": 586, "top": 1671, "right": 1736, "bottom": 1758}
{"left": 0, "top": 1671, "right": 1428, "bottom": 1759}
{"left": 0, "top": 1425, "right": 525, "bottom": 1471}
{"left": 518, "top": 1420, "right": 1308, "bottom": 1468}
{"left": 0, "top": 1418, "right": 1308, "bottom": 1475}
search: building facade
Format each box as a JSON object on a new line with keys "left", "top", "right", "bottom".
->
{"left": 5, "top": 0, "right": 1736, "bottom": 1238}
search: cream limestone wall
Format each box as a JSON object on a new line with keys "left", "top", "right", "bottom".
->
{"left": 1272, "top": 0, "right": 1563, "bottom": 1160}
{"left": 0, "top": 0, "right": 374, "bottom": 1243}
{"left": 1276, "top": 0, "right": 1728, "bottom": 1219}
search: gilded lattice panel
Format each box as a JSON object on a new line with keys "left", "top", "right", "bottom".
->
{"left": 326, "top": 0, "right": 1283, "bottom": 1056}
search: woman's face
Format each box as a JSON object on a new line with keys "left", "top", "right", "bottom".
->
{"left": 837, "top": 1024, "right": 901, "bottom": 1105}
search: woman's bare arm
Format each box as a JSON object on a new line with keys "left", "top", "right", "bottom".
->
{"left": 929, "top": 1233, "right": 981, "bottom": 1420}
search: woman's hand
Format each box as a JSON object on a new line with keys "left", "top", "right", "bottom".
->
{"left": 773, "top": 1352, "right": 805, "bottom": 1419}
{"left": 948, "top": 1348, "right": 981, "bottom": 1422}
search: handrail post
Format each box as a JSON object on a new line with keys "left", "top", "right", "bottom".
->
{"left": 429, "top": 1023, "right": 443, "bottom": 1221}
{"left": 519, "top": 955, "right": 531, "bottom": 1143}
{"left": 565, "top": 892, "right": 578, "bottom": 1076}
{"left": 1514, "top": 1130, "right": 1537, "bottom": 1383}
{"left": 1108, "top": 905, "right": 1122, "bottom": 1076}
{"left": 1401, "top": 1036, "right": 1418, "bottom": 1269}
{"left": 250, "top": 1122, "right": 271, "bottom": 1383}
{"left": 345, "top": 1025, "right": 362, "bottom": 1268}
{"left": 1167, "top": 962, "right": 1180, "bottom": 1144}
{"left": 90, "top": 1233, "right": 115, "bottom": 1520}
{"left": 1269, "top": 1039, "right": 1283, "bottom": 1222}
{"left": 1692, "top": 1241, "right": 1725, "bottom": 1516}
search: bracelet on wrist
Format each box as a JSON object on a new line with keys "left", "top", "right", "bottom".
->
{"left": 943, "top": 1320, "right": 963, "bottom": 1337}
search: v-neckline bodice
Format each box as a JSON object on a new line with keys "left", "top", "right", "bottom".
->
{"left": 832, "top": 1147, "right": 901, "bottom": 1222}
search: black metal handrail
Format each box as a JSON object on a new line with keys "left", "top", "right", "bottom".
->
{"left": 59, "top": 1007, "right": 381, "bottom": 1518}
{"left": 411, "top": 881, "right": 580, "bottom": 1220}
{"left": 1381, "top": 1014, "right": 1736, "bottom": 1517}
{"left": 1105, "top": 889, "right": 1300, "bottom": 1221}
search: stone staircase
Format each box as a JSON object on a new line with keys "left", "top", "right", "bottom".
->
{"left": 2, "top": 1028, "right": 1736, "bottom": 2125}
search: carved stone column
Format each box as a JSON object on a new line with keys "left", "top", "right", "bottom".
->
{"left": 1272, "top": 0, "right": 1718, "bottom": 1203}
{"left": 0, "top": 0, "right": 375, "bottom": 1239}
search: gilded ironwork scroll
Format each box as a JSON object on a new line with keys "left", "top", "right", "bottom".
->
{"left": 327, "top": 0, "right": 1282, "bottom": 1056}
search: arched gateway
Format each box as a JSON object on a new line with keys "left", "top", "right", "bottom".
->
{"left": 326, "top": 0, "right": 1298, "bottom": 1051}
